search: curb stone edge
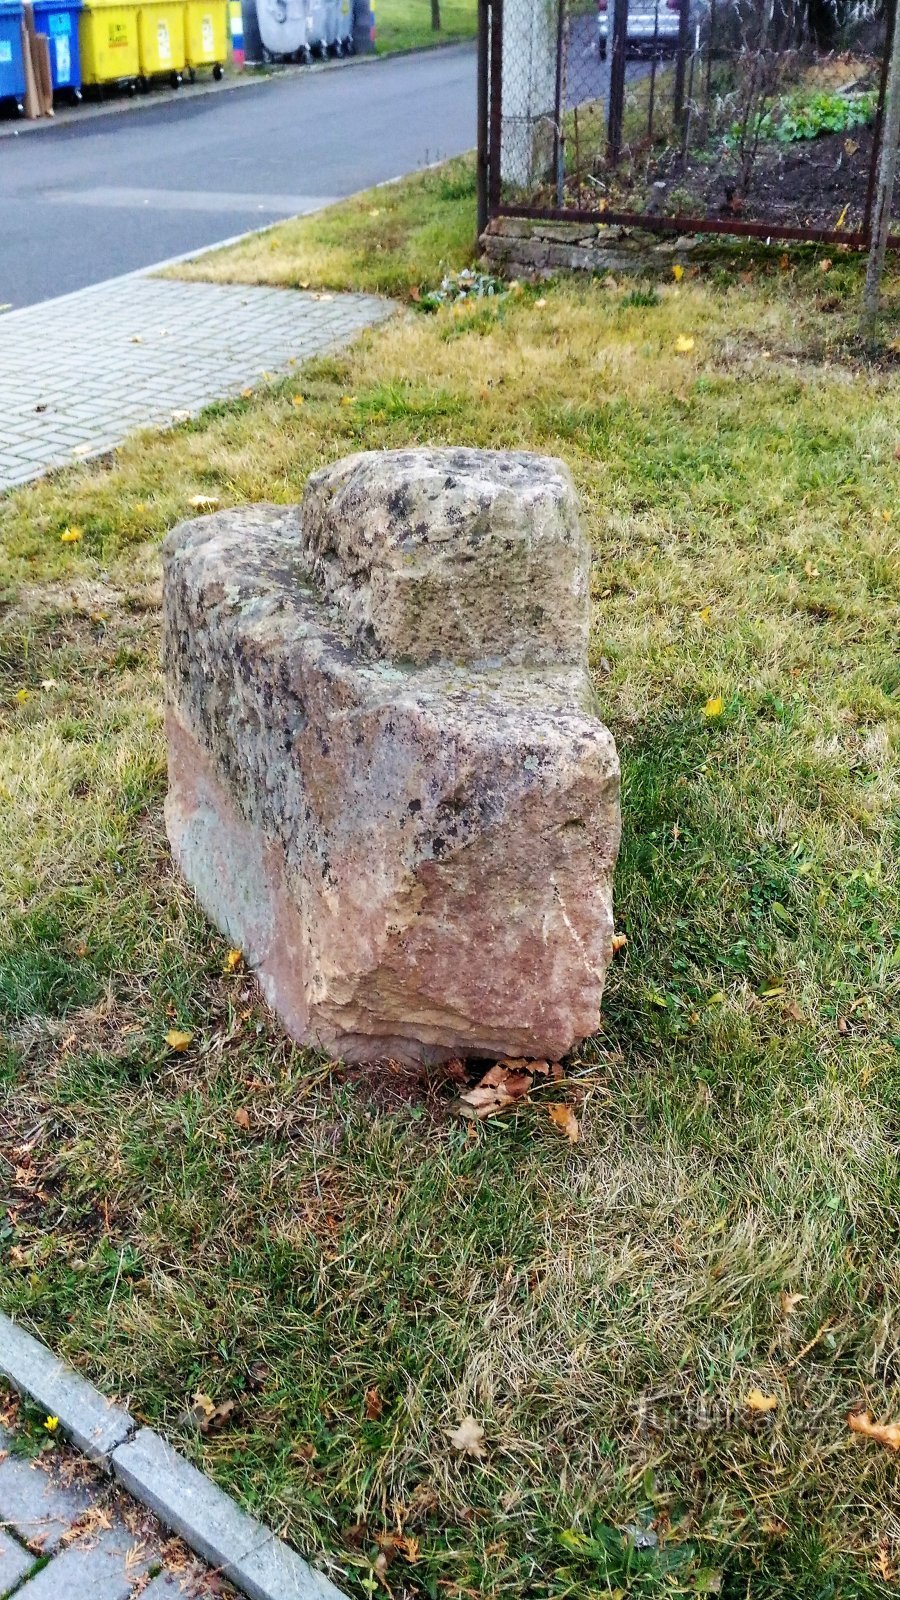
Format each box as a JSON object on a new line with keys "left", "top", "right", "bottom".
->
{"left": 0, "top": 1312, "right": 349, "bottom": 1600}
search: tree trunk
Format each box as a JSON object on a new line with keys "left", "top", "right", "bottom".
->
{"left": 431, "top": 0, "right": 441, "bottom": 29}
{"left": 863, "top": 1, "right": 900, "bottom": 337}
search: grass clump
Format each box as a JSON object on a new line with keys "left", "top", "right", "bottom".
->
{"left": 169, "top": 156, "right": 478, "bottom": 300}
{"left": 2, "top": 198, "right": 900, "bottom": 1600}
{"left": 373, "top": 0, "right": 476, "bottom": 54}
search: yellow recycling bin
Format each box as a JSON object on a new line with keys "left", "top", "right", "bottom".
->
{"left": 80, "top": 0, "right": 140, "bottom": 86}
{"left": 136, "top": 0, "right": 185, "bottom": 79}
{"left": 183, "top": 0, "right": 226, "bottom": 77}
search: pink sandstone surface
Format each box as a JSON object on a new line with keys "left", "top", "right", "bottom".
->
{"left": 163, "top": 449, "right": 620, "bottom": 1064}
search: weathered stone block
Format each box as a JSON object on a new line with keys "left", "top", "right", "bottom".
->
{"left": 163, "top": 449, "right": 620, "bottom": 1065}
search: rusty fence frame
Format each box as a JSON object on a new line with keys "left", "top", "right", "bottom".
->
{"left": 477, "top": 0, "right": 900, "bottom": 251}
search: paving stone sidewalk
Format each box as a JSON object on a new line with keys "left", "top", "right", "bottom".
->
{"left": 0, "top": 1415, "right": 227, "bottom": 1600}
{"left": 0, "top": 275, "right": 394, "bottom": 491}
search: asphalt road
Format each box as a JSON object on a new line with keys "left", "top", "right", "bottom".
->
{"left": 0, "top": 45, "right": 477, "bottom": 309}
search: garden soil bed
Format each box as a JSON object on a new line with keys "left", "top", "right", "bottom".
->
{"left": 565, "top": 122, "right": 888, "bottom": 235}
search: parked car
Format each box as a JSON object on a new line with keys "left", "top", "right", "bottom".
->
{"left": 597, "top": 0, "right": 682, "bottom": 60}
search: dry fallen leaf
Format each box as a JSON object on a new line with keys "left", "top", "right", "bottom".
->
{"left": 446, "top": 1416, "right": 486, "bottom": 1459}
{"left": 746, "top": 1388, "right": 778, "bottom": 1413}
{"left": 704, "top": 695, "right": 724, "bottom": 718}
{"left": 782, "top": 1000, "right": 804, "bottom": 1023}
{"left": 233, "top": 1107, "right": 251, "bottom": 1131}
{"left": 186, "top": 1392, "right": 237, "bottom": 1434}
{"left": 223, "top": 949, "right": 243, "bottom": 973}
{"left": 674, "top": 334, "right": 695, "bottom": 353}
{"left": 454, "top": 1058, "right": 562, "bottom": 1120}
{"left": 365, "top": 1386, "right": 383, "bottom": 1421}
{"left": 203, "top": 1398, "right": 236, "bottom": 1433}
{"left": 611, "top": 932, "right": 628, "bottom": 953}
{"left": 875, "top": 1544, "right": 894, "bottom": 1581}
{"left": 804, "top": 559, "right": 820, "bottom": 578}
{"left": 697, "top": 604, "right": 712, "bottom": 624}
{"left": 165, "top": 1029, "right": 193, "bottom": 1053}
{"left": 819, "top": 258, "right": 832, "bottom": 274}
{"left": 848, "top": 1411, "right": 900, "bottom": 1451}
{"left": 548, "top": 1102, "right": 580, "bottom": 1143}
{"left": 759, "top": 980, "right": 785, "bottom": 999}
{"left": 780, "top": 1290, "right": 805, "bottom": 1315}
{"left": 240, "top": 387, "right": 253, "bottom": 399}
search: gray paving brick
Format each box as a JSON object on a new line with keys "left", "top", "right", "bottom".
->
{"left": 113, "top": 1429, "right": 346, "bottom": 1600}
{"left": 0, "top": 1526, "right": 36, "bottom": 1596}
{"left": 15, "top": 1523, "right": 152, "bottom": 1600}
{"left": 0, "top": 1430, "right": 93, "bottom": 1553}
{"left": 0, "top": 1319, "right": 133, "bottom": 1464}
{"left": 0, "top": 273, "right": 393, "bottom": 490}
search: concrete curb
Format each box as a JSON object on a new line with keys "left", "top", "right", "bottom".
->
{"left": 0, "top": 1312, "right": 348, "bottom": 1600}
{"left": 114, "top": 1428, "right": 347, "bottom": 1600}
{"left": 0, "top": 1314, "right": 133, "bottom": 1464}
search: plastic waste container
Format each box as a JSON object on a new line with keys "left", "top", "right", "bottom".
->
{"left": 0, "top": 0, "right": 26, "bottom": 111}
{"left": 323, "top": 0, "right": 350, "bottom": 52}
{"left": 183, "top": 0, "right": 225, "bottom": 75}
{"left": 79, "top": 0, "right": 139, "bottom": 87}
{"left": 227, "top": 0, "right": 240, "bottom": 58}
{"left": 304, "top": 0, "right": 325, "bottom": 54}
{"left": 32, "top": 0, "right": 83, "bottom": 96}
{"left": 256, "top": 0, "right": 307, "bottom": 60}
{"left": 351, "top": 0, "right": 373, "bottom": 54}
{"left": 334, "top": 0, "right": 351, "bottom": 49}
{"left": 136, "top": 0, "right": 184, "bottom": 79}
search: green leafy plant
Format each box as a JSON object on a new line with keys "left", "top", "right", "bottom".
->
{"left": 731, "top": 89, "right": 877, "bottom": 145}
{"left": 417, "top": 266, "right": 507, "bottom": 311}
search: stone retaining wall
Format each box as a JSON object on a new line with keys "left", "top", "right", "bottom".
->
{"left": 480, "top": 215, "right": 701, "bottom": 280}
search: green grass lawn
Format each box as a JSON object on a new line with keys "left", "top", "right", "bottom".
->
{"left": 2, "top": 177, "right": 900, "bottom": 1600}
{"left": 372, "top": 0, "right": 476, "bottom": 54}
{"left": 169, "top": 156, "right": 478, "bottom": 299}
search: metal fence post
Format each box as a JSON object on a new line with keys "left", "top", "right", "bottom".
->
{"left": 673, "top": 0, "right": 690, "bottom": 124}
{"left": 488, "top": 0, "right": 503, "bottom": 212}
{"left": 477, "top": 0, "right": 490, "bottom": 238}
{"left": 606, "top": 0, "right": 628, "bottom": 162}
{"left": 552, "top": 0, "right": 566, "bottom": 206}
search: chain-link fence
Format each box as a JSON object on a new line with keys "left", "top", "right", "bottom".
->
{"left": 483, "top": 0, "right": 898, "bottom": 246}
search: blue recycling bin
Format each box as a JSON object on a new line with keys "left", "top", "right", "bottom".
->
{"left": 0, "top": 0, "right": 26, "bottom": 111}
{"left": 32, "top": 0, "right": 83, "bottom": 94}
